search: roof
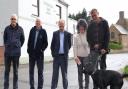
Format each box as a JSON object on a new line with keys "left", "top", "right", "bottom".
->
{"left": 113, "top": 24, "right": 128, "bottom": 34}
{"left": 58, "top": 0, "right": 69, "bottom": 7}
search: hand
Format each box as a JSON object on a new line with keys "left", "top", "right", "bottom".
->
{"left": 75, "top": 57, "right": 81, "bottom": 65}
{"left": 94, "top": 44, "right": 99, "bottom": 49}
{"left": 101, "top": 49, "right": 106, "bottom": 54}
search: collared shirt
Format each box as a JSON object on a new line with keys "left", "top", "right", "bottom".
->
{"left": 59, "top": 31, "right": 64, "bottom": 54}
{"left": 34, "top": 30, "right": 39, "bottom": 49}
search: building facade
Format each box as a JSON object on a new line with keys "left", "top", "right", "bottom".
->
{"left": 110, "top": 11, "right": 128, "bottom": 49}
{"left": 0, "top": 0, "right": 76, "bottom": 64}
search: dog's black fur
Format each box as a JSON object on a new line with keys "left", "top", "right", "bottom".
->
{"left": 90, "top": 69, "right": 128, "bottom": 89}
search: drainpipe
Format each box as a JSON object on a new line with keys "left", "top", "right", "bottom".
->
{"left": 66, "top": 5, "right": 68, "bottom": 31}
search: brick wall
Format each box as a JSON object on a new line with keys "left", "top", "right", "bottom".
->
{"left": 0, "top": 46, "right": 4, "bottom": 65}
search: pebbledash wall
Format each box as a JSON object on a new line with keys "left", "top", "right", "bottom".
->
{"left": 0, "top": 0, "right": 77, "bottom": 64}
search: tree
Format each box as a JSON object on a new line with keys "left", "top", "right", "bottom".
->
{"left": 69, "top": 14, "right": 72, "bottom": 18}
{"left": 81, "top": 8, "right": 87, "bottom": 19}
{"left": 68, "top": 8, "right": 88, "bottom": 21}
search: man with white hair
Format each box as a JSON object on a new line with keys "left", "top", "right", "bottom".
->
{"left": 3, "top": 14, "right": 25, "bottom": 89}
{"left": 27, "top": 18, "right": 48, "bottom": 89}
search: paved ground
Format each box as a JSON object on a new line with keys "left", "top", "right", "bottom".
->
{"left": 0, "top": 53, "right": 128, "bottom": 89}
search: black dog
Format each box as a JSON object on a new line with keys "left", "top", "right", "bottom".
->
{"left": 91, "top": 69, "right": 128, "bottom": 89}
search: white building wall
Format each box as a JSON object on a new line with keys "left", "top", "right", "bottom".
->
{"left": 56, "top": 2, "right": 68, "bottom": 29}
{"left": 68, "top": 18, "right": 77, "bottom": 34}
{"left": 0, "top": 0, "right": 76, "bottom": 63}
{"left": 68, "top": 18, "right": 77, "bottom": 58}
{"left": 18, "top": 0, "right": 59, "bottom": 63}
{"left": 18, "top": 0, "right": 70, "bottom": 63}
{"left": 0, "top": 0, "right": 18, "bottom": 46}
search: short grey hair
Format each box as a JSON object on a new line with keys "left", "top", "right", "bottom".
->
{"left": 36, "top": 17, "right": 42, "bottom": 21}
{"left": 11, "top": 14, "right": 18, "bottom": 19}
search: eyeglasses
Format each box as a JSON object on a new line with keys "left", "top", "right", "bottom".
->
{"left": 11, "top": 18, "right": 16, "bottom": 20}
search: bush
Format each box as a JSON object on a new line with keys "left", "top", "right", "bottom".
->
{"left": 109, "top": 42, "right": 123, "bottom": 50}
{"left": 123, "top": 65, "right": 128, "bottom": 74}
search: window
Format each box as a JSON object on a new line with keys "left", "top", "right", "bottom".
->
{"left": 32, "top": 0, "right": 40, "bottom": 17}
{"left": 56, "top": 5, "right": 62, "bottom": 19}
{"left": 111, "top": 32, "right": 115, "bottom": 39}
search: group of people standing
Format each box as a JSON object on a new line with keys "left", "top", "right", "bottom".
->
{"left": 74, "top": 9, "right": 110, "bottom": 89}
{"left": 3, "top": 8, "right": 110, "bottom": 89}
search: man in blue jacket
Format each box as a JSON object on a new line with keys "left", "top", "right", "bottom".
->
{"left": 3, "top": 14, "right": 25, "bottom": 89}
{"left": 27, "top": 18, "right": 48, "bottom": 89}
{"left": 51, "top": 19, "right": 72, "bottom": 89}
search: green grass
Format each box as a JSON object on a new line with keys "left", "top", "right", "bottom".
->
{"left": 109, "top": 42, "right": 123, "bottom": 50}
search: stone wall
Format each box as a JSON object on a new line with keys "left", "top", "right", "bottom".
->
{"left": 110, "top": 25, "right": 121, "bottom": 43}
{"left": 122, "top": 35, "right": 128, "bottom": 48}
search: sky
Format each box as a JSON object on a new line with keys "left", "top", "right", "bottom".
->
{"left": 65, "top": 0, "right": 128, "bottom": 25}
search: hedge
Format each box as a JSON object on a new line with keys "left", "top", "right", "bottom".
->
{"left": 123, "top": 65, "right": 128, "bottom": 74}
{"left": 109, "top": 42, "right": 123, "bottom": 50}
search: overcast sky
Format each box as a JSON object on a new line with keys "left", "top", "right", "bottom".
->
{"left": 65, "top": 0, "right": 128, "bottom": 25}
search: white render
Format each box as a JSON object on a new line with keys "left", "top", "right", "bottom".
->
{"left": 0, "top": 0, "right": 18, "bottom": 46}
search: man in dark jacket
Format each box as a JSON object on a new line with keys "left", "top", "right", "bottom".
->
{"left": 51, "top": 19, "right": 72, "bottom": 89}
{"left": 3, "top": 14, "right": 25, "bottom": 89}
{"left": 87, "top": 9, "right": 110, "bottom": 70}
{"left": 27, "top": 18, "right": 48, "bottom": 89}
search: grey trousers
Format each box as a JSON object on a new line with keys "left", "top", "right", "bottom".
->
{"left": 51, "top": 55, "right": 68, "bottom": 89}
{"left": 77, "top": 57, "right": 89, "bottom": 89}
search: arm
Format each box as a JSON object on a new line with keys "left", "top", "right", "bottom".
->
{"left": 3, "top": 27, "right": 7, "bottom": 45}
{"left": 73, "top": 35, "right": 78, "bottom": 58}
{"left": 50, "top": 32, "right": 55, "bottom": 57}
{"left": 103, "top": 21, "right": 110, "bottom": 50}
{"left": 87, "top": 25, "right": 91, "bottom": 47}
{"left": 68, "top": 32, "right": 72, "bottom": 50}
{"left": 73, "top": 35, "right": 81, "bottom": 64}
{"left": 27, "top": 28, "right": 32, "bottom": 54}
{"left": 20, "top": 27, "right": 25, "bottom": 47}
{"left": 42, "top": 30, "right": 48, "bottom": 51}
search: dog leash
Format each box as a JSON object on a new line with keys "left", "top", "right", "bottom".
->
{"left": 91, "top": 54, "right": 102, "bottom": 75}
{"left": 97, "top": 55, "right": 102, "bottom": 70}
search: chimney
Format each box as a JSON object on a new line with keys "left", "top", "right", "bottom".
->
{"left": 119, "top": 11, "right": 124, "bottom": 20}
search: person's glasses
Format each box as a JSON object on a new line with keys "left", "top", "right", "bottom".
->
{"left": 11, "top": 18, "right": 16, "bottom": 20}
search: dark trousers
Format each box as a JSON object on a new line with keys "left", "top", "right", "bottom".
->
{"left": 51, "top": 55, "right": 68, "bottom": 89}
{"left": 100, "top": 54, "right": 107, "bottom": 70}
{"left": 77, "top": 57, "right": 89, "bottom": 89}
{"left": 4, "top": 56, "right": 20, "bottom": 89}
{"left": 29, "top": 55, "right": 44, "bottom": 89}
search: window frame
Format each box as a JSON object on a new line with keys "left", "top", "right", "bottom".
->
{"left": 32, "top": 0, "right": 40, "bottom": 17}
